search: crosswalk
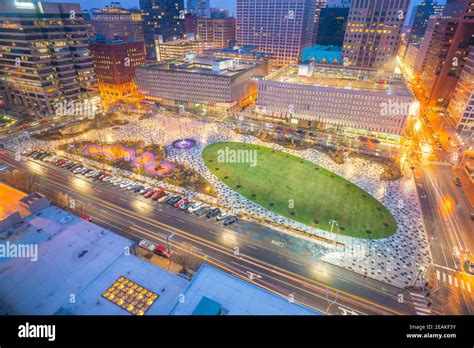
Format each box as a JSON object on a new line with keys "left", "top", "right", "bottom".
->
{"left": 426, "top": 161, "right": 452, "bottom": 167}
{"left": 436, "top": 269, "right": 472, "bottom": 293}
{"left": 0, "top": 164, "right": 9, "bottom": 172}
{"left": 410, "top": 292, "right": 432, "bottom": 315}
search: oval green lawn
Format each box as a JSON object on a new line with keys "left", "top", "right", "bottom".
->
{"left": 203, "top": 142, "right": 397, "bottom": 239}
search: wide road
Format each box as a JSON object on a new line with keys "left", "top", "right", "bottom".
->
{"left": 0, "top": 149, "right": 428, "bottom": 315}
{"left": 410, "top": 109, "right": 473, "bottom": 315}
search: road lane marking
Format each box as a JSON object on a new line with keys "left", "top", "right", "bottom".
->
{"left": 454, "top": 277, "right": 458, "bottom": 288}
{"left": 448, "top": 275, "right": 452, "bottom": 285}
{"left": 443, "top": 272, "right": 446, "bottom": 282}
{"left": 436, "top": 270, "right": 440, "bottom": 280}
{"left": 467, "top": 282, "right": 471, "bottom": 293}
{"left": 460, "top": 279, "right": 465, "bottom": 290}
{"left": 410, "top": 292, "right": 424, "bottom": 299}
{"left": 288, "top": 258, "right": 302, "bottom": 266}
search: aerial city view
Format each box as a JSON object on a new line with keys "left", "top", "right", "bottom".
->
{"left": 0, "top": 0, "right": 473, "bottom": 342}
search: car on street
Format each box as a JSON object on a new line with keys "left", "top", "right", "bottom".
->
{"left": 79, "top": 213, "right": 92, "bottom": 222}
{"left": 454, "top": 177, "right": 462, "bottom": 187}
{"left": 187, "top": 202, "right": 203, "bottom": 213}
{"left": 154, "top": 245, "right": 173, "bottom": 258}
{"left": 206, "top": 208, "right": 221, "bottom": 219}
{"left": 195, "top": 205, "right": 210, "bottom": 216}
{"left": 216, "top": 211, "right": 229, "bottom": 221}
{"left": 223, "top": 216, "right": 238, "bottom": 226}
{"left": 139, "top": 239, "right": 156, "bottom": 252}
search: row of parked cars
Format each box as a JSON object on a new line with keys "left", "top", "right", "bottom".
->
{"left": 25, "top": 150, "right": 239, "bottom": 227}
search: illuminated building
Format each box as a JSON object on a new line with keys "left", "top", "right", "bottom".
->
{"left": 314, "top": 7, "right": 349, "bottom": 47}
{"left": 196, "top": 18, "right": 236, "bottom": 49}
{"left": 236, "top": 0, "right": 316, "bottom": 67}
{"left": 90, "top": 40, "right": 146, "bottom": 100}
{"left": 135, "top": 57, "right": 268, "bottom": 111}
{"left": 187, "top": 0, "right": 210, "bottom": 18}
{"left": 311, "top": 0, "right": 328, "bottom": 45}
{"left": 419, "top": 0, "right": 474, "bottom": 105}
{"left": 90, "top": 5, "right": 144, "bottom": 41}
{"left": 0, "top": 0, "right": 98, "bottom": 118}
{"left": 139, "top": 0, "right": 185, "bottom": 61}
{"left": 342, "top": 0, "right": 410, "bottom": 71}
{"left": 156, "top": 39, "right": 220, "bottom": 61}
{"left": 447, "top": 48, "right": 474, "bottom": 149}
{"left": 406, "top": 0, "right": 444, "bottom": 46}
{"left": 256, "top": 63, "right": 416, "bottom": 141}
{"left": 210, "top": 7, "right": 229, "bottom": 19}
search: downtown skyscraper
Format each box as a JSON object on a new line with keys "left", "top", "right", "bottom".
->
{"left": 187, "top": 0, "right": 211, "bottom": 18}
{"left": 342, "top": 0, "right": 409, "bottom": 71}
{"left": 0, "top": 0, "right": 98, "bottom": 118}
{"left": 407, "top": 0, "right": 444, "bottom": 46}
{"left": 139, "top": 0, "right": 185, "bottom": 61}
{"left": 236, "top": 0, "right": 316, "bottom": 67}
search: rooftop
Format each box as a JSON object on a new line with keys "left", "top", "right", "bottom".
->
{"left": 140, "top": 57, "right": 264, "bottom": 77}
{"left": 170, "top": 264, "right": 320, "bottom": 315}
{"left": 0, "top": 183, "right": 29, "bottom": 221}
{"left": 267, "top": 64, "right": 413, "bottom": 97}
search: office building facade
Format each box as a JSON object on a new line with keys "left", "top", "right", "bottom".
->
{"left": 90, "top": 40, "right": 146, "bottom": 99}
{"left": 419, "top": 0, "right": 474, "bottom": 104}
{"left": 187, "top": 0, "right": 211, "bottom": 18}
{"left": 447, "top": 49, "right": 474, "bottom": 148}
{"left": 315, "top": 7, "right": 350, "bottom": 47}
{"left": 0, "top": 1, "right": 98, "bottom": 118}
{"left": 256, "top": 64, "right": 415, "bottom": 141}
{"left": 135, "top": 57, "right": 268, "bottom": 111}
{"left": 342, "top": 0, "right": 410, "bottom": 71}
{"left": 196, "top": 18, "right": 236, "bottom": 48}
{"left": 407, "top": 0, "right": 444, "bottom": 46}
{"left": 139, "top": 0, "right": 185, "bottom": 60}
{"left": 89, "top": 5, "right": 144, "bottom": 41}
{"left": 156, "top": 39, "right": 221, "bottom": 61}
{"left": 236, "top": 0, "right": 316, "bottom": 67}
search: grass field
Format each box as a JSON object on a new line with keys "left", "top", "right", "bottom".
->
{"left": 202, "top": 142, "right": 397, "bottom": 239}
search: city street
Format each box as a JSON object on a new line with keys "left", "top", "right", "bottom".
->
{"left": 0, "top": 148, "right": 432, "bottom": 315}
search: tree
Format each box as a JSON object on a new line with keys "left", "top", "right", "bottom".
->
{"left": 174, "top": 242, "right": 198, "bottom": 275}
{"left": 0, "top": 169, "right": 38, "bottom": 193}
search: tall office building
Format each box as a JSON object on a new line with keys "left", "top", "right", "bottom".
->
{"left": 236, "top": 0, "right": 316, "bottom": 67}
{"left": 420, "top": 0, "right": 474, "bottom": 104}
{"left": 90, "top": 5, "right": 144, "bottom": 41}
{"left": 140, "top": 0, "right": 185, "bottom": 61}
{"left": 312, "top": 0, "right": 328, "bottom": 45}
{"left": 342, "top": 0, "right": 410, "bottom": 71}
{"left": 407, "top": 0, "right": 444, "bottom": 46}
{"left": 187, "top": 0, "right": 211, "bottom": 18}
{"left": 447, "top": 48, "right": 474, "bottom": 148}
{"left": 211, "top": 7, "right": 229, "bottom": 19}
{"left": 0, "top": 0, "right": 98, "bottom": 118}
{"left": 315, "top": 7, "right": 350, "bottom": 47}
{"left": 197, "top": 18, "right": 236, "bottom": 48}
{"left": 90, "top": 40, "right": 146, "bottom": 100}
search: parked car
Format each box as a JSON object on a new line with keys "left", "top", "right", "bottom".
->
{"left": 157, "top": 193, "right": 170, "bottom": 203}
{"left": 180, "top": 200, "right": 194, "bottom": 211}
{"left": 206, "top": 208, "right": 221, "bottom": 219}
{"left": 139, "top": 239, "right": 156, "bottom": 252}
{"left": 140, "top": 187, "right": 153, "bottom": 195}
{"left": 167, "top": 195, "right": 182, "bottom": 205}
{"left": 151, "top": 189, "right": 166, "bottom": 201}
{"left": 154, "top": 245, "right": 173, "bottom": 258}
{"left": 454, "top": 177, "right": 462, "bottom": 187}
{"left": 187, "top": 202, "right": 203, "bottom": 213}
{"left": 216, "top": 211, "right": 229, "bottom": 221}
{"left": 195, "top": 205, "right": 210, "bottom": 216}
{"left": 223, "top": 216, "right": 238, "bottom": 226}
{"left": 174, "top": 197, "right": 189, "bottom": 208}
{"left": 144, "top": 189, "right": 157, "bottom": 198}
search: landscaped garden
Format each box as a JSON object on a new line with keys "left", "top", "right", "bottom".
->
{"left": 203, "top": 142, "right": 397, "bottom": 239}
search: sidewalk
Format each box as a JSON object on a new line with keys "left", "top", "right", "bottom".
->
{"left": 454, "top": 165, "right": 474, "bottom": 209}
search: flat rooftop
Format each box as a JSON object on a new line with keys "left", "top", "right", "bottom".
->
{"left": 269, "top": 65, "right": 412, "bottom": 97}
{"left": 170, "top": 264, "right": 320, "bottom": 315}
{"left": 0, "top": 183, "right": 29, "bottom": 220}
{"left": 0, "top": 205, "right": 188, "bottom": 315}
{"left": 141, "top": 57, "right": 263, "bottom": 77}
